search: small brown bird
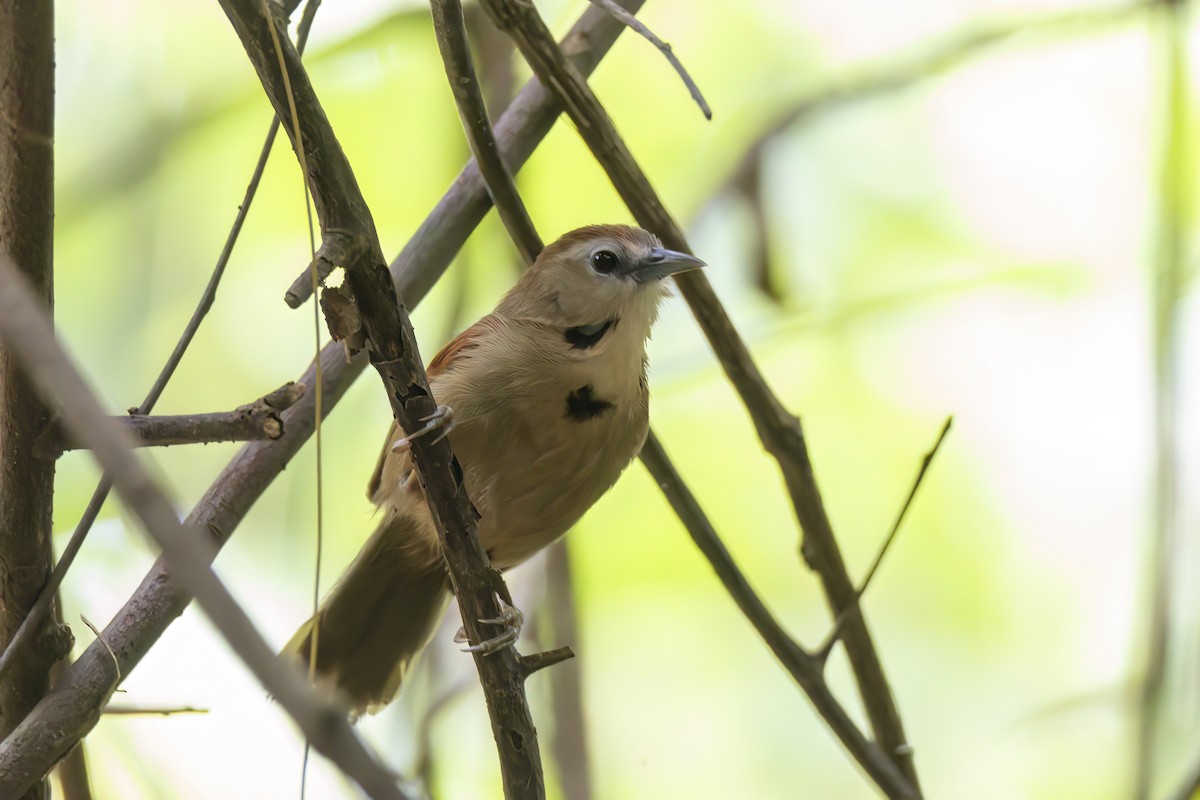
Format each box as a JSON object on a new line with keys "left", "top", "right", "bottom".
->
{"left": 284, "top": 224, "right": 705, "bottom": 714}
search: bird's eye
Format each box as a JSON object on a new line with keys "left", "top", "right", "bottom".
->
{"left": 590, "top": 250, "right": 620, "bottom": 275}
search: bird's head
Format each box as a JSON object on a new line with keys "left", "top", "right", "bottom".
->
{"left": 497, "top": 224, "right": 706, "bottom": 332}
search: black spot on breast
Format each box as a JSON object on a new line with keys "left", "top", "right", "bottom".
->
{"left": 564, "top": 318, "right": 616, "bottom": 350}
{"left": 565, "top": 385, "right": 614, "bottom": 422}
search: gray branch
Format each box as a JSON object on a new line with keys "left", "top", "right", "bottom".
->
{"left": 0, "top": 255, "right": 408, "bottom": 800}
{"left": 35, "top": 383, "right": 305, "bottom": 459}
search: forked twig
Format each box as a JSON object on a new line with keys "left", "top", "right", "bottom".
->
{"left": 816, "top": 418, "right": 953, "bottom": 663}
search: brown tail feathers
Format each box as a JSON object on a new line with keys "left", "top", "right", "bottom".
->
{"left": 283, "top": 512, "right": 449, "bottom": 715}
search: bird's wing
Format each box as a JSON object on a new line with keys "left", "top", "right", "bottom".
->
{"left": 366, "top": 314, "right": 500, "bottom": 504}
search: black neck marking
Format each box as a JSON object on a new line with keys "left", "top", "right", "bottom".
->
{"left": 565, "top": 385, "right": 614, "bottom": 422}
{"left": 564, "top": 317, "right": 617, "bottom": 350}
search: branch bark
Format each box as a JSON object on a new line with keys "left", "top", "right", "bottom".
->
{"left": 638, "top": 434, "right": 916, "bottom": 799}
{"left": 0, "top": 3, "right": 70, "bottom": 799}
{"left": 476, "top": 0, "right": 919, "bottom": 790}
{"left": 34, "top": 382, "right": 305, "bottom": 459}
{"left": 0, "top": 3, "right": 637, "bottom": 785}
{"left": 218, "top": 0, "right": 574, "bottom": 794}
{"left": 0, "top": 255, "right": 409, "bottom": 800}
{"left": 430, "top": 0, "right": 542, "bottom": 265}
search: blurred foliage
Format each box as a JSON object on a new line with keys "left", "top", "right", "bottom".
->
{"left": 39, "top": 0, "right": 1200, "bottom": 798}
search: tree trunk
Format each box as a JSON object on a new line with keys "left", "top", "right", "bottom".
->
{"left": 0, "top": 1, "right": 68, "bottom": 797}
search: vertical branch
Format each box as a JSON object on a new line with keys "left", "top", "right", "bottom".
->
{"left": 543, "top": 542, "right": 592, "bottom": 800}
{"left": 0, "top": 3, "right": 72, "bottom": 799}
{"left": 1136, "top": 1, "right": 1189, "bottom": 796}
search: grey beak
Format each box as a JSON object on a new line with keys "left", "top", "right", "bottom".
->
{"left": 629, "top": 247, "right": 707, "bottom": 283}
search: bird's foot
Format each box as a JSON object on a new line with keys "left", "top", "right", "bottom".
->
{"left": 391, "top": 404, "right": 455, "bottom": 453}
{"left": 454, "top": 592, "right": 524, "bottom": 655}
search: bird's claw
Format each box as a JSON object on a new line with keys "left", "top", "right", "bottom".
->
{"left": 391, "top": 404, "right": 455, "bottom": 453}
{"left": 454, "top": 592, "right": 524, "bottom": 655}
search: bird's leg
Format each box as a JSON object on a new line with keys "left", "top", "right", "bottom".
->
{"left": 391, "top": 404, "right": 455, "bottom": 453}
{"left": 454, "top": 592, "right": 525, "bottom": 655}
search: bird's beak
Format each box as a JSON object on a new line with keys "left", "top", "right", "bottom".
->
{"left": 628, "top": 247, "right": 707, "bottom": 283}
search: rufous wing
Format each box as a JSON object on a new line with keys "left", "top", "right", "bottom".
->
{"left": 366, "top": 314, "right": 500, "bottom": 504}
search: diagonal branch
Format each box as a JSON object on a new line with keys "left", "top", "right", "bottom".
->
{"left": 429, "top": 0, "right": 542, "bottom": 265}
{"left": 476, "top": 0, "right": 919, "bottom": 789}
{"left": 0, "top": 2, "right": 638, "bottom": 785}
{"left": 0, "top": 256, "right": 409, "bottom": 800}
{"left": 218, "top": 0, "right": 576, "bottom": 794}
{"left": 639, "top": 433, "right": 916, "bottom": 799}
{"left": 0, "top": 0, "right": 324, "bottom": 703}
{"left": 816, "top": 418, "right": 953, "bottom": 663}
{"left": 586, "top": 0, "right": 711, "bottom": 119}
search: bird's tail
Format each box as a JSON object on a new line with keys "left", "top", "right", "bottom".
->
{"left": 283, "top": 511, "right": 449, "bottom": 715}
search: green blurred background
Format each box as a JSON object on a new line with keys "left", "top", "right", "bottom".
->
{"left": 44, "top": 0, "right": 1200, "bottom": 797}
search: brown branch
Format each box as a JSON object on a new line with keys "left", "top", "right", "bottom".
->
{"left": 476, "top": 0, "right": 920, "bottom": 790}
{"left": 0, "top": 256, "right": 408, "bottom": 800}
{"left": 0, "top": 1, "right": 323, "bottom": 694}
{"left": 543, "top": 542, "right": 592, "bottom": 800}
{"left": 638, "top": 433, "right": 916, "bottom": 798}
{"left": 0, "top": 5, "right": 69, "bottom": 800}
{"left": 816, "top": 418, "right": 953, "bottom": 663}
{"left": 217, "top": 0, "right": 569, "bottom": 794}
{"left": 429, "top": 0, "right": 542, "bottom": 266}
{"left": 34, "top": 382, "right": 304, "bottom": 459}
{"left": 0, "top": 3, "right": 637, "bottom": 785}
{"left": 585, "top": 0, "right": 711, "bottom": 119}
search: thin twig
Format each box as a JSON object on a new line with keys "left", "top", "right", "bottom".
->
{"left": 638, "top": 432, "right": 917, "bottom": 799}
{"left": 816, "top": 418, "right": 953, "bottom": 663}
{"left": 35, "top": 383, "right": 304, "bottom": 459}
{"left": 1137, "top": 2, "right": 1189, "bottom": 797}
{"left": 477, "top": 0, "right": 919, "bottom": 788}
{"left": 430, "top": 0, "right": 542, "bottom": 265}
{"left": 586, "top": 0, "right": 710, "bottom": 119}
{"left": 101, "top": 706, "right": 209, "bottom": 716}
{"left": 0, "top": 4, "right": 638, "bottom": 784}
{"left": 0, "top": 0, "right": 323, "bottom": 690}
{"left": 0, "top": 254, "right": 408, "bottom": 800}
{"left": 78, "top": 616, "right": 118, "bottom": 685}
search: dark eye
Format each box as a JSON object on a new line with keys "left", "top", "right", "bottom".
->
{"left": 590, "top": 250, "right": 619, "bottom": 274}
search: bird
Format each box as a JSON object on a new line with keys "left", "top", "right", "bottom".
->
{"left": 283, "top": 224, "right": 705, "bottom": 715}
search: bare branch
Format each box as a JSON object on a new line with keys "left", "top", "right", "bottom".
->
{"left": 585, "top": 0, "right": 711, "bottom": 119}
{"left": 518, "top": 648, "right": 576, "bottom": 680}
{"left": 543, "top": 542, "right": 592, "bottom": 800}
{"left": 0, "top": 255, "right": 408, "bottom": 800}
{"left": 0, "top": 3, "right": 638, "bottom": 783}
{"left": 0, "top": 5, "right": 68, "bottom": 792}
{"left": 816, "top": 418, "right": 953, "bottom": 663}
{"left": 477, "top": 0, "right": 919, "bottom": 788}
{"left": 638, "top": 432, "right": 916, "bottom": 799}
{"left": 429, "top": 0, "right": 542, "bottom": 264}
{"left": 35, "top": 382, "right": 304, "bottom": 459}
{"left": 217, "top": 0, "right": 574, "bottom": 792}
{"left": 101, "top": 706, "right": 208, "bottom": 716}
{"left": 0, "top": 2, "right": 323, "bottom": 692}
